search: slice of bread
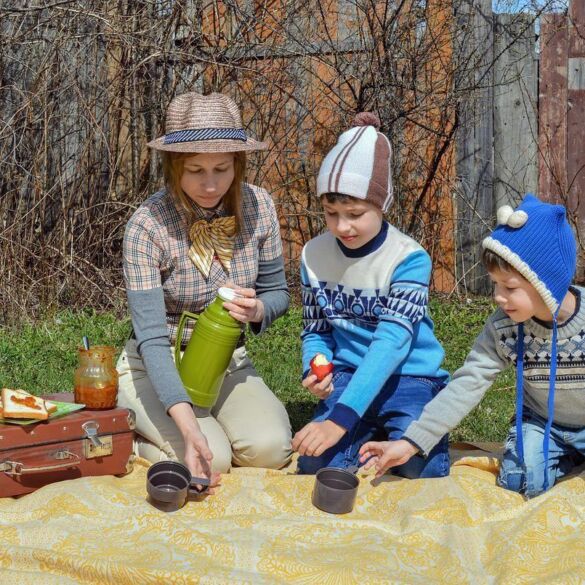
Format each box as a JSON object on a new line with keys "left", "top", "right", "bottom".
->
{"left": 10, "top": 389, "right": 56, "bottom": 412}
{"left": 1, "top": 388, "right": 48, "bottom": 420}
{"left": 0, "top": 389, "right": 56, "bottom": 413}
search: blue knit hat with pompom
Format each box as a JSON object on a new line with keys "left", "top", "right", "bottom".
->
{"left": 483, "top": 193, "right": 576, "bottom": 314}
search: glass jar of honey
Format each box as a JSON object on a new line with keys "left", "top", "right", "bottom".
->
{"left": 74, "top": 345, "right": 119, "bottom": 410}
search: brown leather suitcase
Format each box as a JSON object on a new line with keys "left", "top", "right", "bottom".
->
{"left": 0, "top": 392, "right": 136, "bottom": 497}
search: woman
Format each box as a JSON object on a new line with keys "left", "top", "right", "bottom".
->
{"left": 117, "top": 92, "right": 292, "bottom": 482}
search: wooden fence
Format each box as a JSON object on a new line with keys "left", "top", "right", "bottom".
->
{"left": 539, "top": 1, "right": 585, "bottom": 281}
{"left": 455, "top": 4, "right": 539, "bottom": 294}
{"left": 457, "top": 0, "right": 585, "bottom": 293}
{"left": 0, "top": 0, "right": 581, "bottom": 319}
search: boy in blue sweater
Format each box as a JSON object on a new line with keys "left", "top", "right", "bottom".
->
{"left": 292, "top": 113, "right": 450, "bottom": 478}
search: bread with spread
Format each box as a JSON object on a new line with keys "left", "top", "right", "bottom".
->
{"left": 0, "top": 388, "right": 55, "bottom": 420}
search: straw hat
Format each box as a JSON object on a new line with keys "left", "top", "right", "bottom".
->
{"left": 148, "top": 92, "right": 267, "bottom": 153}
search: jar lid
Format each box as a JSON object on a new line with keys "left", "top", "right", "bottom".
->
{"left": 217, "top": 287, "right": 243, "bottom": 302}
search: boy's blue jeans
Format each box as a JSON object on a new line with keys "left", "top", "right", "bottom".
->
{"left": 297, "top": 370, "right": 450, "bottom": 478}
{"left": 498, "top": 408, "right": 585, "bottom": 498}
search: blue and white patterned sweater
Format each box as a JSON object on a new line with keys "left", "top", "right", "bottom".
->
{"left": 301, "top": 221, "right": 449, "bottom": 431}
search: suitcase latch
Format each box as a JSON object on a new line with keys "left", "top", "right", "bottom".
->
{"left": 82, "top": 421, "right": 113, "bottom": 459}
{"left": 82, "top": 421, "right": 103, "bottom": 447}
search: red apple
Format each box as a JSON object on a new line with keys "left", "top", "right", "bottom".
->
{"left": 310, "top": 353, "right": 334, "bottom": 381}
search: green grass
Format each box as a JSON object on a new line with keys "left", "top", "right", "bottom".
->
{"left": 0, "top": 309, "right": 131, "bottom": 395}
{"left": 0, "top": 296, "right": 515, "bottom": 441}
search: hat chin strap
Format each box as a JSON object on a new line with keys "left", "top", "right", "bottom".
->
{"left": 514, "top": 318, "right": 557, "bottom": 494}
{"left": 515, "top": 323, "right": 525, "bottom": 465}
{"left": 543, "top": 317, "right": 558, "bottom": 492}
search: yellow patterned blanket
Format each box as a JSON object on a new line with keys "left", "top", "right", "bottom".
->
{"left": 1, "top": 446, "right": 584, "bottom": 584}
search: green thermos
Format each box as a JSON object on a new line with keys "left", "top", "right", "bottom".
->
{"left": 175, "top": 287, "right": 244, "bottom": 408}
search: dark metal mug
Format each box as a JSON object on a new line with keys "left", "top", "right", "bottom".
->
{"left": 146, "top": 460, "right": 210, "bottom": 512}
{"left": 312, "top": 466, "right": 359, "bottom": 514}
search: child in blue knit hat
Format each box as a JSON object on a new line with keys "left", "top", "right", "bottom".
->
{"left": 359, "top": 194, "right": 583, "bottom": 497}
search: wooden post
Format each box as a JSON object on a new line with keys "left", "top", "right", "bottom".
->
{"left": 539, "top": 13, "right": 568, "bottom": 202}
{"left": 493, "top": 13, "right": 538, "bottom": 210}
{"left": 567, "top": 0, "right": 585, "bottom": 273}
{"left": 454, "top": 0, "right": 494, "bottom": 295}
{"left": 567, "top": 1, "right": 585, "bottom": 231}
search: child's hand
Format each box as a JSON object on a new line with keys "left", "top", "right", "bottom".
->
{"left": 359, "top": 439, "right": 419, "bottom": 478}
{"left": 292, "top": 420, "right": 346, "bottom": 456}
{"left": 302, "top": 372, "right": 334, "bottom": 400}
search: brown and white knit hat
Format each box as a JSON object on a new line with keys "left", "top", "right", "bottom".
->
{"left": 316, "top": 112, "right": 393, "bottom": 212}
{"left": 148, "top": 92, "right": 267, "bottom": 153}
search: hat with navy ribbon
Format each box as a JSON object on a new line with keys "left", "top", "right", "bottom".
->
{"left": 482, "top": 194, "right": 577, "bottom": 493}
{"left": 148, "top": 92, "right": 267, "bottom": 153}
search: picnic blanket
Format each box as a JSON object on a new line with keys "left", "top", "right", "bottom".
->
{"left": 1, "top": 445, "right": 585, "bottom": 584}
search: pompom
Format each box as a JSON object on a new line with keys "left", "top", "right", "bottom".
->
{"left": 352, "top": 112, "right": 381, "bottom": 129}
{"left": 508, "top": 210, "right": 528, "bottom": 228}
{"left": 496, "top": 205, "right": 528, "bottom": 228}
{"left": 496, "top": 205, "right": 514, "bottom": 226}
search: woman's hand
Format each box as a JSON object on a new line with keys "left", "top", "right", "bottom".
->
{"left": 222, "top": 286, "right": 264, "bottom": 324}
{"left": 183, "top": 428, "right": 221, "bottom": 492}
{"left": 168, "top": 402, "right": 221, "bottom": 493}
{"left": 302, "top": 372, "right": 334, "bottom": 400}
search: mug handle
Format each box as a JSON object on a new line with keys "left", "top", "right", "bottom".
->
{"left": 174, "top": 311, "right": 200, "bottom": 367}
{"left": 189, "top": 476, "right": 211, "bottom": 494}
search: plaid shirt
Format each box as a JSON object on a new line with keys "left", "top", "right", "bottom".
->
{"left": 123, "top": 183, "right": 283, "bottom": 344}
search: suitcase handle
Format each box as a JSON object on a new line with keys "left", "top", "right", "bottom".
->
{"left": 0, "top": 450, "right": 81, "bottom": 476}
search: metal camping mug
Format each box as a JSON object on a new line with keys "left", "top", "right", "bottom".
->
{"left": 312, "top": 466, "right": 359, "bottom": 514}
{"left": 174, "top": 287, "right": 244, "bottom": 409}
{"left": 146, "top": 461, "right": 210, "bottom": 512}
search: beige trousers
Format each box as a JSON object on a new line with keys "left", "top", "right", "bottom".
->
{"left": 117, "top": 339, "right": 292, "bottom": 473}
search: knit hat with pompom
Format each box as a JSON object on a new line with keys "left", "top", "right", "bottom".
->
{"left": 316, "top": 112, "right": 393, "bottom": 211}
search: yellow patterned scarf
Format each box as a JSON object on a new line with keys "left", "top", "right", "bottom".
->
{"left": 188, "top": 216, "right": 236, "bottom": 278}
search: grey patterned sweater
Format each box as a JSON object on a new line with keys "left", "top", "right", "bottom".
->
{"left": 404, "top": 286, "right": 585, "bottom": 456}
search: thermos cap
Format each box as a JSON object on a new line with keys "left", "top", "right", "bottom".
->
{"left": 217, "top": 287, "right": 243, "bottom": 302}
